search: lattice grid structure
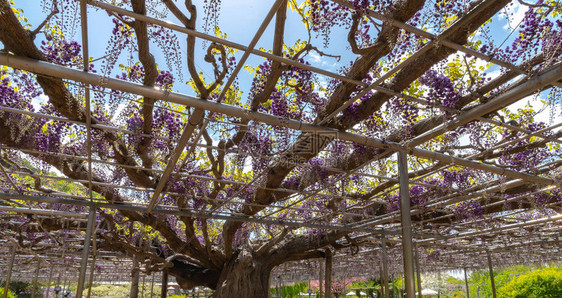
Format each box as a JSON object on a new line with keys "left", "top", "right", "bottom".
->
{"left": 0, "top": 0, "right": 561, "bottom": 297}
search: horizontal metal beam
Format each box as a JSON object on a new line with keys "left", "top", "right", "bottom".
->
{"left": 0, "top": 193, "right": 453, "bottom": 240}
{"left": 408, "top": 62, "right": 562, "bottom": 146}
{"left": 418, "top": 214, "right": 562, "bottom": 245}
{"left": 0, "top": 192, "right": 385, "bottom": 233}
{"left": 0, "top": 206, "right": 88, "bottom": 218}
{"left": 1, "top": 54, "right": 560, "bottom": 187}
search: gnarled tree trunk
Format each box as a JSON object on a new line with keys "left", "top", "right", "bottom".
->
{"left": 212, "top": 247, "right": 272, "bottom": 298}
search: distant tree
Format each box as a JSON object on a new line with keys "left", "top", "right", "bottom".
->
{"left": 498, "top": 267, "right": 562, "bottom": 298}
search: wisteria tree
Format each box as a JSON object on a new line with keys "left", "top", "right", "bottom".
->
{"left": 0, "top": 0, "right": 561, "bottom": 297}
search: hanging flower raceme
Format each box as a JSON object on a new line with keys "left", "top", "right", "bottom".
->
{"left": 308, "top": 0, "right": 392, "bottom": 46}
{"left": 35, "top": 119, "right": 66, "bottom": 153}
{"left": 419, "top": 70, "right": 461, "bottom": 109}
{"left": 40, "top": 37, "right": 82, "bottom": 67}
{"left": 453, "top": 200, "right": 484, "bottom": 220}
{"left": 500, "top": 4, "right": 562, "bottom": 66}
{"left": 156, "top": 70, "right": 174, "bottom": 90}
{"left": 127, "top": 64, "right": 145, "bottom": 83}
{"left": 149, "top": 25, "right": 183, "bottom": 79}
{"left": 1, "top": 78, "right": 26, "bottom": 109}
{"left": 498, "top": 122, "right": 554, "bottom": 170}
{"left": 153, "top": 107, "right": 183, "bottom": 143}
{"left": 102, "top": 16, "right": 135, "bottom": 74}
{"left": 126, "top": 113, "right": 144, "bottom": 147}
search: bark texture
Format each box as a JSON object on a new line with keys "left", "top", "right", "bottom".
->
{"left": 212, "top": 247, "right": 272, "bottom": 298}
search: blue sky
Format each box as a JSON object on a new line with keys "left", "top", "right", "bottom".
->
{"left": 13, "top": 0, "right": 357, "bottom": 99}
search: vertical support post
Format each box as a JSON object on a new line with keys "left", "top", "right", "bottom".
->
{"left": 380, "top": 269, "right": 384, "bottom": 298}
{"left": 131, "top": 255, "right": 140, "bottom": 298}
{"left": 319, "top": 259, "right": 324, "bottom": 298}
{"left": 86, "top": 255, "right": 96, "bottom": 298}
{"left": 76, "top": 206, "right": 96, "bottom": 298}
{"left": 161, "top": 270, "right": 168, "bottom": 298}
{"left": 45, "top": 263, "right": 54, "bottom": 298}
{"left": 87, "top": 224, "right": 97, "bottom": 298}
{"left": 31, "top": 259, "right": 40, "bottom": 298}
{"left": 414, "top": 244, "right": 422, "bottom": 298}
{"left": 150, "top": 273, "right": 155, "bottom": 298}
{"left": 464, "top": 268, "right": 470, "bottom": 298}
{"left": 325, "top": 250, "right": 332, "bottom": 298}
{"left": 381, "top": 232, "right": 389, "bottom": 298}
{"left": 486, "top": 251, "right": 496, "bottom": 298}
{"left": 3, "top": 244, "right": 16, "bottom": 298}
{"left": 397, "top": 151, "right": 415, "bottom": 298}
{"left": 142, "top": 275, "right": 146, "bottom": 298}
{"left": 437, "top": 271, "right": 441, "bottom": 298}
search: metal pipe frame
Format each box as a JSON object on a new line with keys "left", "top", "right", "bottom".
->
{"left": 318, "top": 105, "right": 562, "bottom": 224}
{"left": 1, "top": 53, "right": 560, "bottom": 189}
{"left": 45, "top": 264, "right": 54, "bottom": 298}
{"left": 464, "top": 267, "right": 470, "bottom": 298}
{"left": 419, "top": 214, "right": 562, "bottom": 244}
{"left": 0, "top": 117, "right": 552, "bottom": 242}
{"left": 76, "top": 206, "right": 96, "bottom": 298}
{"left": 408, "top": 61, "right": 562, "bottom": 147}
{"left": 1, "top": 143, "right": 370, "bottom": 200}
{"left": 353, "top": 160, "right": 559, "bottom": 229}
{"left": 0, "top": 0, "right": 561, "bottom": 284}
{"left": 86, "top": 0, "right": 365, "bottom": 87}
{"left": 325, "top": 250, "right": 332, "bottom": 298}
{"left": 79, "top": 0, "right": 94, "bottom": 203}
{"left": 163, "top": 1, "right": 550, "bottom": 218}
{"left": 0, "top": 192, "right": 391, "bottom": 233}
{"left": 381, "top": 231, "right": 390, "bottom": 298}
{"left": 2, "top": 244, "right": 16, "bottom": 298}
{"left": 330, "top": 0, "right": 562, "bottom": 90}
{"left": 31, "top": 259, "right": 40, "bottom": 298}
{"left": 0, "top": 110, "right": 445, "bottom": 189}
{"left": 325, "top": 152, "right": 560, "bottom": 229}
{"left": 2, "top": 192, "right": 459, "bottom": 244}
{"left": 71, "top": 0, "right": 562, "bottom": 168}
{"left": 321, "top": 0, "right": 502, "bottom": 122}
{"left": 487, "top": 250, "right": 497, "bottom": 298}
{"left": 86, "top": 223, "right": 97, "bottom": 298}
{"left": 398, "top": 151, "right": 415, "bottom": 298}
{"left": 2, "top": 59, "right": 556, "bottom": 239}
{"left": 419, "top": 185, "right": 558, "bottom": 225}
{"left": 414, "top": 244, "right": 422, "bottom": 298}
{"left": 172, "top": 1, "right": 290, "bottom": 217}
{"left": 86, "top": 0, "right": 562, "bottom": 147}
{"left": 0, "top": 205, "right": 88, "bottom": 218}
{"left": 3, "top": 166, "right": 369, "bottom": 218}
{"left": 148, "top": 0, "right": 292, "bottom": 212}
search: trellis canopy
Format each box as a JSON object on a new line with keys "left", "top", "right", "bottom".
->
{"left": 0, "top": 0, "right": 561, "bottom": 297}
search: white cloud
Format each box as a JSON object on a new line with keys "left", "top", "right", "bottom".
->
{"left": 310, "top": 52, "right": 322, "bottom": 63}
